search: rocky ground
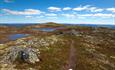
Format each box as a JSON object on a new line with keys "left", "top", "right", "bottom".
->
{"left": 0, "top": 23, "right": 115, "bottom": 70}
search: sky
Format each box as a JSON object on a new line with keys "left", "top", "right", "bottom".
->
{"left": 0, "top": 0, "right": 115, "bottom": 25}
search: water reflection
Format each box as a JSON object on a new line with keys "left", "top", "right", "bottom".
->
{"left": 9, "top": 34, "right": 29, "bottom": 40}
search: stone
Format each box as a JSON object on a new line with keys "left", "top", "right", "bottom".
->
{"left": 1, "top": 46, "right": 40, "bottom": 64}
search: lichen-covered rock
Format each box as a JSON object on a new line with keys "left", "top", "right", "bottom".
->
{"left": 14, "top": 35, "right": 62, "bottom": 47}
{"left": 0, "top": 46, "right": 40, "bottom": 64}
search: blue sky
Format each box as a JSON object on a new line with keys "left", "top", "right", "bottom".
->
{"left": 0, "top": 0, "right": 115, "bottom": 24}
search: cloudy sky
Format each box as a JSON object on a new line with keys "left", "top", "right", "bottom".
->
{"left": 0, "top": 0, "right": 115, "bottom": 24}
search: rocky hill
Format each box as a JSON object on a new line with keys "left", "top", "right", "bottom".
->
{"left": 0, "top": 23, "right": 115, "bottom": 70}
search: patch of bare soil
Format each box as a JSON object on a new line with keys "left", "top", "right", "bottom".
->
{"left": 63, "top": 40, "right": 76, "bottom": 70}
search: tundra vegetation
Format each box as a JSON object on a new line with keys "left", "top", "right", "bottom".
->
{"left": 0, "top": 22, "right": 115, "bottom": 70}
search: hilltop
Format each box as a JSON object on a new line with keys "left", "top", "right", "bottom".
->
{"left": 25, "top": 22, "right": 64, "bottom": 28}
{"left": 0, "top": 23, "right": 115, "bottom": 70}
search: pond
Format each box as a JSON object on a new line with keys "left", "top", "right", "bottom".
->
{"left": 32, "top": 28, "right": 56, "bottom": 32}
{"left": 9, "top": 34, "right": 29, "bottom": 40}
{"left": 32, "top": 27, "right": 64, "bottom": 32}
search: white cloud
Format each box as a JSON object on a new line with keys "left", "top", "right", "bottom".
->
{"left": 93, "top": 13, "right": 114, "bottom": 17}
{"left": 63, "top": 7, "right": 71, "bottom": 10}
{"left": 2, "top": 9, "right": 44, "bottom": 15}
{"left": 61, "top": 13, "right": 114, "bottom": 19}
{"left": 106, "top": 8, "right": 115, "bottom": 12}
{"left": 88, "top": 7, "right": 103, "bottom": 12}
{"left": 45, "top": 13, "right": 57, "bottom": 16}
{"left": 77, "top": 16, "right": 86, "bottom": 19}
{"left": 73, "top": 5, "right": 103, "bottom": 12}
{"left": 48, "top": 7, "right": 61, "bottom": 12}
{"left": 78, "top": 13, "right": 114, "bottom": 17}
{"left": 73, "top": 5, "right": 90, "bottom": 11}
{"left": 62, "top": 14, "right": 76, "bottom": 18}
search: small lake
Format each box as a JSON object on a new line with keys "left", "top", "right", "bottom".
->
{"left": 32, "top": 28, "right": 56, "bottom": 32}
{"left": 9, "top": 34, "right": 29, "bottom": 40}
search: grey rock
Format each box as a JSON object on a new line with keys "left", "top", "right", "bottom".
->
{"left": 1, "top": 46, "right": 40, "bottom": 64}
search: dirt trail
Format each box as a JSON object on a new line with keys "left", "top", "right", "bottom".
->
{"left": 63, "top": 40, "right": 76, "bottom": 70}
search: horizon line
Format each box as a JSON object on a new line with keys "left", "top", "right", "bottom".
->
{"left": 0, "top": 23, "right": 115, "bottom": 25}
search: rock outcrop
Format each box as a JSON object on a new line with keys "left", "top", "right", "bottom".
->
{"left": 1, "top": 46, "right": 40, "bottom": 64}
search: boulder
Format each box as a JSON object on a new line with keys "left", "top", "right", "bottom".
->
{"left": 1, "top": 46, "right": 40, "bottom": 64}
